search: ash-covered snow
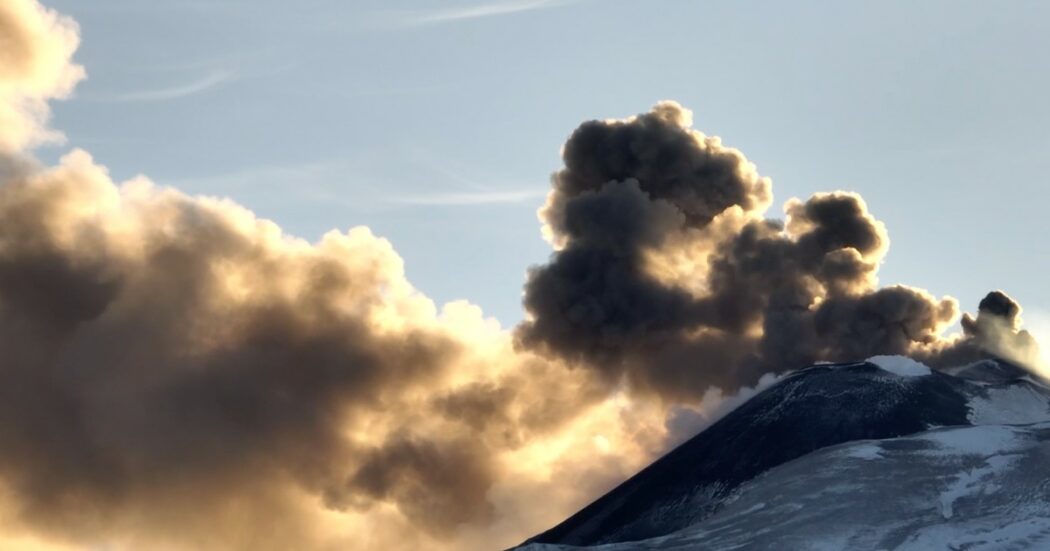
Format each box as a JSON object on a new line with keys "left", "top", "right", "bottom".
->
{"left": 838, "top": 442, "right": 884, "bottom": 461}
{"left": 521, "top": 422, "right": 1050, "bottom": 550}
{"left": 918, "top": 424, "right": 1022, "bottom": 457}
{"left": 936, "top": 454, "right": 1017, "bottom": 520}
{"left": 967, "top": 383, "right": 1050, "bottom": 425}
{"left": 517, "top": 358, "right": 1050, "bottom": 551}
{"left": 867, "top": 355, "right": 932, "bottom": 377}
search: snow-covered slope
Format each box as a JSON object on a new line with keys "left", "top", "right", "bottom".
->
{"left": 529, "top": 422, "right": 1050, "bottom": 550}
{"left": 517, "top": 357, "right": 1050, "bottom": 550}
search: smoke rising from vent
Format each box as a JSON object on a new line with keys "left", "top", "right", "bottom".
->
{"left": 518, "top": 101, "right": 1032, "bottom": 399}
{"left": 0, "top": 2, "right": 1042, "bottom": 549}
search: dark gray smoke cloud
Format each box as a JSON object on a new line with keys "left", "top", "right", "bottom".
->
{"left": 0, "top": 156, "right": 487, "bottom": 547}
{"left": 0, "top": 5, "right": 1043, "bottom": 545}
{"left": 2, "top": 5, "right": 631, "bottom": 548}
{"left": 928, "top": 289, "right": 1043, "bottom": 369}
{"left": 0, "top": 153, "right": 610, "bottom": 551}
{"left": 518, "top": 102, "right": 1035, "bottom": 399}
{"left": 338, "top": 434, "right": 496, "bottom": 536}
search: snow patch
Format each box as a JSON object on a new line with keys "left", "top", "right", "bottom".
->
{"left": 968, "top": 384, "right": 1050, "bottom": 425}
{"left": 842, "top": 443, "right": 884, "bottom": 461}
{"left": 736, "top": 502, "right": 766, "bottom": 515}
{"left": 920, "top": 425, "right": 1022, "bottom": 457}
{"left": 938, "top": 455, "right": 1017, "bottom": 519}
{"left": 867, "top": 355, "right": 931, "bottom": 378}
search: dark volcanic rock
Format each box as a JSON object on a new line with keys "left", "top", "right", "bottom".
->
{"left": 521, "top": 359, "right": 1041, "bottom": 547}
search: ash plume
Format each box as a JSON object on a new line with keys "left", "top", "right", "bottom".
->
{"left": 518, "top": 102, "right": 1030, "bottom": 398}
{"left": 931, "top": 289, "right": 1043, "bottom": 372}
{"left": 0, "top": 0, "right": 82, "bottom": 153}
{"left": 0, "top": 4, "right": 623, "bottom": 549}
{"left": 0, "top": 2, "right": 1043, "bottom": 550}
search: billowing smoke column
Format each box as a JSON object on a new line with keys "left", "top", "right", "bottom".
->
{"left": 0, "top": 0, "right": 82, "bottom": 154}
{"left": 0, "top": 151, "right": 494, "bottom": 546}
{"left": 950, "top": 290, "right": 1042, "bottom": 370}
{"left": 518, "top": 101, "right": 1035, "bottom": 399}
{"left": 0, "top": 3, "right": 630, "bottom": 549}
{"left": 0, "top": 1, "right": 1042, "bottom": 550}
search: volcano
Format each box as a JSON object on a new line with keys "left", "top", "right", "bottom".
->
{"left": 517, "top": 356, "right": 1050, "bottom": 550}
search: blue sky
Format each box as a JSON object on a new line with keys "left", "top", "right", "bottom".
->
{"left": 42, "top": 0, "right": 1050, "bottom": 327}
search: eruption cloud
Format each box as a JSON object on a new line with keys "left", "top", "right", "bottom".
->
{"left": 0, "top": 0, "right": 82, "bottom": 154}
{"left": 0, "top": 1, "right": 1041, "bottom": 549}
{"left": 518, "top": 100, "right": 1038, "bottom": 398}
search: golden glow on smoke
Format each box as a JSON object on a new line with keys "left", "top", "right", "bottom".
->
{"left": 0, "top": 2, "right": 1043, "bottom": 550}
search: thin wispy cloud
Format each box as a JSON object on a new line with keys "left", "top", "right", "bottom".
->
{"left": 95, "top": 70, "right": 237, "bottom": 103}
{"left": 417, "top": 0, "right": 572, "bottom": 24}
{"left": 167, "top": 159, "right": 378, "bottom": 212}
{"left": 61, "top": 1, "right": 249, "bottom": 15}
{"left": 378, "top": 0, "right": 578, "bottom": 29}
{"left": 389, "top": 147, "right": 547, "bottom": 205}
{"left": 170, "top": 159, "right": 346, "bottom": 191}
{"left": 387, "top": 189, "right": 546, "bottom": 205}
{"left": 171, "top": 154, "right": 546, "bottom": 210}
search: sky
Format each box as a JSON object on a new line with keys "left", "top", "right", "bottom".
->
{"left": 2, "top": 2, "right": 1050, "bottom": 550}
{"left": 40, "top": 0, "right": 1050, "bottom": 328}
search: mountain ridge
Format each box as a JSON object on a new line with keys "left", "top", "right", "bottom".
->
{"left": 517, "top": 357, "right": 1050, "bottom": 549}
